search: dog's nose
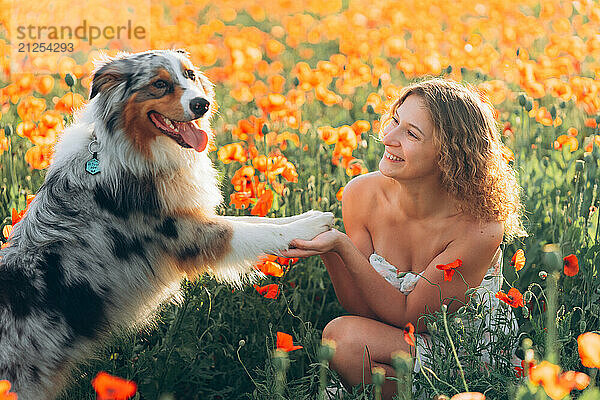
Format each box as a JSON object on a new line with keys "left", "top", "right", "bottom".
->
{"left": 190, "top": 97, "right": 210, "bottom": 117}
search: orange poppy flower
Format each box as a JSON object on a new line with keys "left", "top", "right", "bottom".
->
{"left": 553, "top": 134, "right": 578, "bottom": 152}
{"left": 563, "top": 254, "right": 579, "bottom": 276}
{"left": 584, "top": 118, "right": 597, "bottom": 129}
{"left": 24, "top": 145, "right": 53, "bottom": 169}
{"left": 435, "top": 259, "right": 462, "bottom": 281}
{"left": 529, "top": 361, "right": 589, "bottom": 400}
{"left": 450, "top": 393, "right": 485, "bottom": 400}
{"left": 10, "top": 195, "right": 35, "bottom": 227}
{"left": 255, "top": 260, "right": 284, "bottom": 277}
{"left": 567, "top": 127, "right": 578, "bottom": 137}
{"left": 2, "top": 225, "right": 12, "bottom": 240}
{"left": 91, "top": 372, "right": 137, "bottom": 400}
{"left": 578, "top": 332, "right": 600, "bottom": 368}
{"left": 0, "top": 380, "right": 17, "bottom": 400}
{"left": 55, "top": 93, "right": 85, "bottom": 114}
{"left": 254, "top": 283, "right": 280, "bottom": 299}
{"left": 35, "top": 75, "right": 54, "bottom": 95}
{"left": 251, "top": 189, "right": 274, "bottom": 217}
{"left": 511, "top": 249, "right": 526, "bottom": 271}
{"left": 276, "top": 332, "right": 303, "bottom": 352}
{"left": 403, "top": 323, "right": 416, "bottom": 347}
{"left": 585, "top": 135, "right": 600, "bottom": 152}
{"left": 351, "top": 120, "right": 371, "bottom": 135}
{"left": 318, "top": 126, "right": 339, "bottom": 145}
{"left": 495, "top": 288, "right": 524, "bottom": 308}
{"left": 281, "top": 161, "right": 298, "bottom": 183}
{"left": 218, "top": 142, "right": 247, "bottom": 164}
{"left": 336, "top": 186, "right": 344, "bottom": 201}
{"left": 230, "top": 191, "right": 252, "bottom": 210}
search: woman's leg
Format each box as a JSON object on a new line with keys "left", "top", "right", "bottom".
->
{"left": 322, "top": 315, "right": 412, "bottom": 400}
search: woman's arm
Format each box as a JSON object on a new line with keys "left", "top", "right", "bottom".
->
{"left": 320, "top": 251, "right": 376, "bottom": 318}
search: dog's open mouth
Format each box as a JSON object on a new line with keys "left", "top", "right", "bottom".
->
{"left": 148, "top": 112, "right": 208, "bottom": 152}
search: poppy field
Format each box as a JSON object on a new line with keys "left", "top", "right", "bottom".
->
{"left": 1, "top": 0, "right": 600, "bottom": 399}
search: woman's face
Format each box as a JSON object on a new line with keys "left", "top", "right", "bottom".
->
{"left": 378, "top": 94, "right": 440, "bottom": 181}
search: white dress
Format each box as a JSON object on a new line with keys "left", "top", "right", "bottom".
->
{"left": 369, "top": 249, "right": 511, "bottom": 373}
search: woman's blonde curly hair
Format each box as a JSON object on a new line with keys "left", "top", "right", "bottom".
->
{"left": 381, "top": 78, "right": 526, "bottom": 241}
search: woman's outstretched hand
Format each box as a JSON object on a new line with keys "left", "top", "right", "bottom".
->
{"left": 280, "top": 228, "right": 345, "bottom": 258}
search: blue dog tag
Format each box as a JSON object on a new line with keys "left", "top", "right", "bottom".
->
{"left": 86, "top": 155, "right": 100, "bottom": 174}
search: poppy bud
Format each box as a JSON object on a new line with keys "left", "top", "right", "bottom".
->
{"left": 579, "top": 320, "right": 586, "bottom": 332}
{"left": 460, "top": 67, "right": 467, "bottom": 75}
{"left": 559, "top": 101, "right": 566, "bottom": 109}
{"left": 523, "top": 291, "right": 532, "bottom": 303}
{"left": 238, "top": 339, "right": 246, "bottom": 348}
{"left": 317, "top": 339, "right": 336, "bottom": 362}
{"left": 517, "top": 94, "right": 526, "bottom": 107}
{"left": 521, "top": 337, "right": 533, "bottom": 352}
{"left": 65, "top": 73, "right": 75, "bottom": 87}
{"left": 261, "top": 124, "right": 269, "bottom": 135}
{"left": 371, "top": 366, "right": 386, "bottom": 386}
{"left": 446, "top": 65, "right": 452, "bottom": 74}
{"left": 367, "top": 105, "right": 375, "bottom": 114}
{"left": 516, "top": 48, "right": 520, "bottom": 56}
{"left": 391, "top": 350, "right": 412, "bottom": 374}
{"left": 293, "top": 77, "right": 300, "bottom": 86}
{"left": 272, "top": 349, "right": 289, "bottom": 371}
{"left": 3, "top": 125, "right": 11, "bottom": 136}
{"left": 550, "top": 105, "right": 557, "bottom": 119}
{"left": 525, "top": 100, "right": 533, "bottom": 112}
{"left": 596, "top": 115, "right": 600, "bottom": 124}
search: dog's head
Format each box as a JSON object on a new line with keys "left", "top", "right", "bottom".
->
{"left": 88, "top": 49, "right": 215, "bottom": 158}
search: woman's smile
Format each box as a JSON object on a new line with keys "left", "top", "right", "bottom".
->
{"left": 383, "top": 150, "right": 404, "bottom": 162}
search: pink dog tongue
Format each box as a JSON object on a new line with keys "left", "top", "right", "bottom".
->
{"left": 178, "top": 121, "right": 208, "bottom": 152}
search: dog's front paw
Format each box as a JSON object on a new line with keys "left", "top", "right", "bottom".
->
{"left": 287, "top": 211, "right": 334, "bottom": 241}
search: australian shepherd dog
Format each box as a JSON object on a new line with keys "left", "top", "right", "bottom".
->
{"left": 0, "top": 49, "right": 333, "bottom": 399}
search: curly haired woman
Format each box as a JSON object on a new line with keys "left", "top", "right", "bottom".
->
{"left": 282, "top": 78, "right": 525, "bottom": 399}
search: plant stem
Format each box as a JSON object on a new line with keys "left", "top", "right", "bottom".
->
{"left": 442, "top": 305, "right": 469, "bottom": 392}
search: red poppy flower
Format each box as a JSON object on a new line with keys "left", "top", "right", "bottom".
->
{"left": 276, "top": 331, "right": 303, "bottom": 352}
{"left": 251, "top": 189, "right": 274, "bottom": 217}
{"left": 435, "top": 259, "right": 462, "bottom": 281}
{"left": 276, "top": 257, "right": 298, "bottom": 266}
{"left": 511, "top": 249, "right": 526, "bottom": 271}
{"left": 230, "top": 191, "right": 252, "bottom": 210}
{"left": 0, "top": 380, "right": 18, "bottom": 400}
{"left": 495, "top": 287, "right": 524, "bottom": 308}
{"left": 91, "top": 372, "right": 137, "bottom": 400}
{"left": 254, "top": 283, "right": 280, "bottom": 299}
{"left": 563, "top": 254, "right": 579, "bottom": 276}
{"left": 403, "top": 323, "right": 416, "bottom": 347}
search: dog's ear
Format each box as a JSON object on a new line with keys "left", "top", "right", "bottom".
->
{"left": 89, "top": 58, "right": 131, "bottom": 100}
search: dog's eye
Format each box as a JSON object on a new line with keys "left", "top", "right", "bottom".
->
{"left": 185, "top": 69, "right": 195, "bottom": 80}
{"left": 153, "top": 80, "right": 168, "bottom": 89}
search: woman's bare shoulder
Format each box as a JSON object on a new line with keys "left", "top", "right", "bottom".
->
{"left": 343, "top": 172, "right": 387, "bottom": 197}
{"left": 341, "top": 172, "right": 386, "bottom": 225}
{"left": 458, "top": 217, "right": 504, "bottom": 252}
